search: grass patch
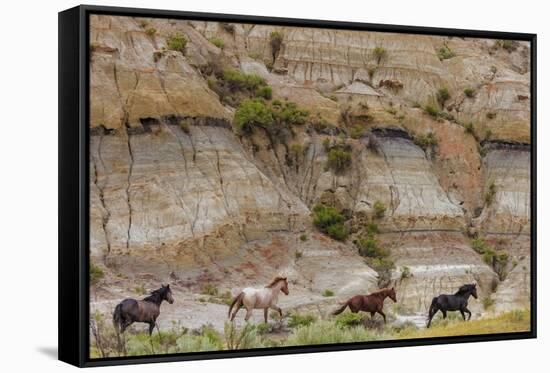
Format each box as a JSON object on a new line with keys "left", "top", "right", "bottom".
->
{"left": 437, "top": 44, "right": 455, "bottom": 60}
{"left": 166, "top": 34, "right": 187, "bottom": 54}
{"left": 397, "top": 310, "right": 530, "bottom": 339}
{"left": 285, "top": 320, "right": 378, "bottom": 346}
{"left": 373, "top": 46, "right": 387, "bottom": 65}
{"left": 484, "top": 181, "right": 497, "bottom": 205}
{"left": 209, "top": 37, "right": 225, "bottom": 49}
{"left": 255, "top": 86, "right": 273, "bottom": 100}
{"left": 90, "top": 264, "right": 104, "bottom": 285}
{"left": 288, "top": 313, "right": 317, "bottom": 328}
{"left": 413, "top": 131, "right": 438, "bottom": 151}
{"left": 464, "top": 87, "right": 476, "bottom": 98}
{"left": 322, "top": 289, "right": 335, "bottom": 297}
{"left": 201, "top": 283, "right": 219, "bottom": 296}
{"left": 373, "top": 200, "right": 386, "bottom": 219}
{"left": 436, "top": 87, "right": 450, "bottom": 107}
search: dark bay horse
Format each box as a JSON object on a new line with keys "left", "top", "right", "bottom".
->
{"left": 113, "top": 284, "right": 174, "bottom": 335}
{"left": 427, "top": 284, "right": 478, "bottom": 328}
{"left": 331, "top": 287, "right": 397, "bottom": 323}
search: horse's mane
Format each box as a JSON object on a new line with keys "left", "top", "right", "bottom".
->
{"left": 143, "top": 287, "right": 165, "bottom": 303}
{"left": 265, "top": 276, "right": 287, "bottom": 288}
{"left": 370, "top": 288, "right": 392, "bottom": 296}
{"left": 454, "top": 284, "right": 474, "bottom": 295}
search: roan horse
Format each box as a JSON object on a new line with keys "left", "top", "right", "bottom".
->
{"left": 113, "top": 284, "right": 174, "bottom": 335}
{"left": 427, "top": 283, "right": 478, "bottom": 328}
{"left": 331, "top": 287, "right": 397, "bottom": 323}
{"left": 228, "top": 276, "right": 289, "bottom": 323}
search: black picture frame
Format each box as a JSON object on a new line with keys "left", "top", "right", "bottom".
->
{"left": 59, "top": 4, "right": 537, "bottom": 368}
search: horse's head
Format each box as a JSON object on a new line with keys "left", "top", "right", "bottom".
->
{"left": 163, "top": 284, "right": 174, "bottom": 304}
{"left": 457, "top": 283, "right": 478, "bottom": 299}
{"left": 470, "top": 283, "right": 478, "bottom": 299}
{"left": 281, "top": 277, "right": 289, "bottom": 295}
{"left": 388, "top": 287, "right": 397, "bottom": 302}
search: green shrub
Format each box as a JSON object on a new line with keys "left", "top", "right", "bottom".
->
{"left": 224, "top": 322, "right": 261, "bottom": 350}
{"left": 288, "top": 313, "right": 316, "bottom": 328}
{"left": 233, "top": 99, "right": 274, "bottom": 134}
{"left": 349, "top": 125, "right": 366, "bottom": 139}
{"left": 400, "top": 266, "right": 412, "bottom": 280}
{"left": 145, "top": 28, "right": 157, "bottom": 37}
{"left": 464, "top": 87, "right": 476, "bottom": 98}
{"left": 273, "top": 101, "right": 308, "bottom": 126}
{"left": 495, "top": 39, "right": 519, "bottom": 52}
{"left": 484, "top": 182, "right": 497, "bottom": 205}
{"left": 134, "top": 284, "right": 147, "bottom": 295}
{"left": 201, "top": 283, "right": 219, "bottom": 296}
{"left": 209, "top": 37, "right": 225, "bottom": 49}
{"left": 483, "top": 297, "right": 495, "bottom": 310}
{"left": 464, "top": 122, "right": 475, "bottom": 135}
{"left": 255, "top": 86, "right": 273, "bottom": 100}
{"left": 312, "top": 204, "right": 348, "bottom": 241}
{"left": 424, "top": 104, "right": 440, "bottom": 118}
{"left": 166, "top": 33, "right": 187, "bottom": 54}
{"left": 90, "top": 264, "right": 104, "bottom": 285}
{"left": 322, "top": 289, "right": 335, "bottom": 297}
{"left": 326, "top": 223, "right": 349, "bottom": 241}
{"left": 334, "top": 313, "right": 364, "bottom": 328}
{"left": 285, "top": 320, "right": 377, "bottom": 346}
{"left": 413, "top": 132, "right": 438, "bottom": 151}
{"left": 373, "top": 46, "right": 387, "bottom": 65}
{"left": 270, "top": 31, "right": 283, "bottom": 60}
{"left": 222, "top": 69, "right": 266, "bottom": 92}
{"left": 373, "top": 200, "right": 386, "bottom": 219}
{"left": 355, "top": 234, "right": 389, "bottom": 259}
{"left": 327, "top": 147, "right": 352, "bottom": 173}
{"left": 299, "top": 234, "right": 308, "bottom": 242}
{"left": 436, "top": 87, "right": 451, "bottom": 107}
{"left": 437, "top": 44, "right": 455, "bottom": 60}
{"left": 471, "top": 237, "right": 509, "bottom": 280}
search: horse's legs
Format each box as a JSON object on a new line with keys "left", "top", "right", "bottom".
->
{"left": 460, "top": 310, "right": 466, "bottom": 321}
{"left": 427, "top": 306, "right": 437, "bottom": 328}
{"left": 464, "top": 307, "right": 472, "bottom": 320}
{"left": 148, "top": 322, "right": 155, "bottom": 336}
{"left": 269, "top": 305, "right": 283, "bottom": 320}
{"left": 244, "top": 307, "right": 253, "bottom": 322}
{"left": 441, "top": 310, "right": 447, "bottom": 319}
{"left": 263, "top": 308, "right": 268, "bottom": 324}
{"left": 377, "top": 310, "right": 387, "bottom": 324}
{"left": 230, "top": 300, "right": 243, "bottom": 321}
{"left": 370, "top": 312, "right": 375, "bottom": 318}
{"left": 121, "top": 320, "right": 132, "bottom": 333}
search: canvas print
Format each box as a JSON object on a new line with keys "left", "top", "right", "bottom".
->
{"left": 88, "top": 14, "right": 532, "bottom": 358}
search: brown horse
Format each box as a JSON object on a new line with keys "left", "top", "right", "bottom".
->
{"left": 331, "top": 287, "right": 397, "bottom": 323}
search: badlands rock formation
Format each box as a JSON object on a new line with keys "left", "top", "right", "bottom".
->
{"left": 89, "top": 15, "right": 531, "bottom": 324}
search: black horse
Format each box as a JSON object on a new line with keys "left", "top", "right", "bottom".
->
{"left": 113, "top": 284, "right": 174, "bottom": 335}
{"left": 427, "top": 284, "right": 478, "bottom": 328}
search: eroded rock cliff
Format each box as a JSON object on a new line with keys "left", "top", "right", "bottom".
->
{"left": 89, "top": 15, "right": 531, "bottom": 323}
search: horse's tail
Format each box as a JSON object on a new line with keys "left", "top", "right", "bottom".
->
{"left": 228, "top": 292, "right": 244, "bottom": 318}
{"left": 113, "top": 303, "right": 123, "bottom": 334}
{"left": 428, "top": 297, "right": 438, "bottom": 316}
{"left": 331, "top": 300, "right": 349, "bottom": 316}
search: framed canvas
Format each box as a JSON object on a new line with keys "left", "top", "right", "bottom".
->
{"left": 58, "top": 4, "right": 537, "bottom": 367}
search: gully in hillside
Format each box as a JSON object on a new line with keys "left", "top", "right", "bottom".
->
{"left": 427, "top": 283, "right": 478, "bottom": 328}
{"left": 228, "top": 276, "right": 289, "bottom": 323}
{"left": 113, "top": 284, "right": 174, "bottom": 335}
{"left": 331, "top": 287, "right": 397, "bottom": 323}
